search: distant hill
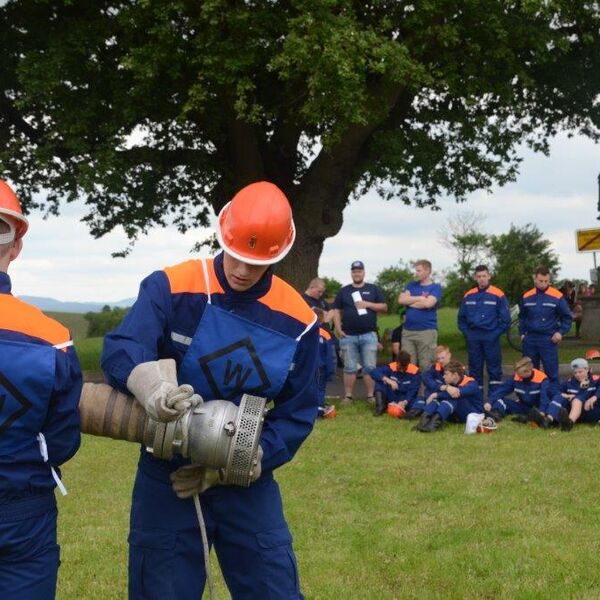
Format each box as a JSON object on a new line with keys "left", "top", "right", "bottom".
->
{"left": 19, "top": 296, "right": 136, "bottom": 313}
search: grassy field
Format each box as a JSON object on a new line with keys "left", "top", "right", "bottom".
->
{"left": 47, "top": 311, "right": 89, "bottom": 340}
{"left": 57, "top": 405, "right": 600, "bottom": 599}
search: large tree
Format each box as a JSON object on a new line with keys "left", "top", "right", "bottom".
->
{"left": 1, "top": 1, "right": 599, "bottom": 288}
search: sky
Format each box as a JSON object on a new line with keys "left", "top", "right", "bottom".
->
{"left": 8, "top": 132, "right": 600, "bottom": 302}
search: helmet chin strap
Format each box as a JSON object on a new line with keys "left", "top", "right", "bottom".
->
{"left": 0, "top": 218, "right": 15, "bottom": 245}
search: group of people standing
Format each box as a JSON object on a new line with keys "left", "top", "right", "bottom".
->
{"left": 321, "top": 258, "right": 589, "bottom": 433}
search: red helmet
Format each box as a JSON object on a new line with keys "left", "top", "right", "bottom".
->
{"left": 476, "top": 416, "right": 497, "bottom": 433}
{"left": 0, "top": 180, "right": 28, "bottom": 240}
{"left": 387, "top": 403, "right": 406, "bottom": 419}
{"left": 585, "top": 349, "right": 600, "bottom": 362}
{"left": 216, "top": 181, "right": 295, "bottom": 265}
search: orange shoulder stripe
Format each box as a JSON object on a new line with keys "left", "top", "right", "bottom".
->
{"left": 259, "top": 276, "right": 316, "bottom": 327}
{"left": 389, "top": 362, "right": 399, "bottom": 371}
{"left": 406, "top": 363, "right": 419, "bottom": 375}
{"left": 488, "top": 286, "right": 505, "bottom": 298}
{"left": 319, "top": 327, "right": 331, "bottom": 340}
{"left": 532, "top": 369, "right": 547, "bottom": 383}
{"left": 545, "top": 287, "right": 563, "bottom": 299}
{"left": 0, "top": 296, "right": 70, "bottom": 347}
{"left": 463, "top": 287, "right": 478, "bottom": 297}
{"left": 460, "top": 375, "right": 476, "bottom": 387}
{"left": 523, "top": 288, "right": 537, "bottom": 299}
{"left": 164, "top": 259, "right": 224, "bottom": 295}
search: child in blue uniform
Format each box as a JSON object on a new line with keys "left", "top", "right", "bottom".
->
{"left": 314, "top": 308, "right": 336, "bottom": 418}
{"left": 370, "top": 350, "right": 422, "bottom": 417}
{"left": 102, "top": 182, "right": 319, "bottom": 600}
{"left": 486, "top": 357, "right": 549, "bottom": 423}
{"left": 414, "top": 360, "right": 482, "bottom": 432}
{"left": 0, "top": 180, "right": 81, "bottom": 600}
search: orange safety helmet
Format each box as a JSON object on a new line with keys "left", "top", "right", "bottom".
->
{"left": 476, "top": 416, "right": 497, "bottom": 433}
{"left": 0, "top": 180, "right": 28, "bottom": 240}
{"left": 387, "top": 403, "right": 406, "bottom": 419}
{"left": 216, "top": 181, "right": 295, "bottom": 265}
{"left": 585, "top": 348, "right": 600, "bottom": 362}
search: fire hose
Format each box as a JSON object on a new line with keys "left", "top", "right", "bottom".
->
{"left": 79, "top": 382, "right": 267, "bottom": 599}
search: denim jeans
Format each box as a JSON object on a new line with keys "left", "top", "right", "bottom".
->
{"left": 339, "top": 332, "right": 378, "bottom": 374}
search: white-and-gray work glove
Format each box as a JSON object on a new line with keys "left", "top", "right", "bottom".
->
{"left": 170, "top": 465, "right": 223, "bottom": 498}
{"left": 126, "top": 358, "right": 202, "bottom": 422}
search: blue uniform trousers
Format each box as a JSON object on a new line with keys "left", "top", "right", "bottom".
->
{"left": 491, "top": 398, "right": 532, "bottom": 417}
{"left": 522, "top": 334, "right": 560, "bottom": 395}
{"left": 423, "top": 399, "right": 472, "bottom": 423}
{"left": 546, "top": 394, "right": 569, "bottom": 422}
{"left": 579, "top": 404, "right": 600, "bottom": 424}
{"left": 374, "top": 383, "right": 424, "bottom": 411}
{"left": 0, "top": 493, "right": 59, "bottom": 600}
{"left": 466, "top": 336, "right": 503, "bottom": 395}
{"left": 129, "top": 456, "right": 302, "bottom": 600}
{"left": 317, "top": 366, "right": 327, "bottom": 413}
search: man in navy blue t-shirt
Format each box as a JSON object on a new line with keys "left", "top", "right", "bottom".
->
{"left": 333, "top": 261, "right": 387, "bottom": 403}
{"left": 398, "top": 259, "right": 442, "bottom": 371}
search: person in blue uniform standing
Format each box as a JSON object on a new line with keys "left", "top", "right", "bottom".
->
{"left": 414, "top": 361, "right": 483, "bottom": 432}
{"left": 314, "top": 307, "right": 336, "bottom": 418}
{"left": 0, "top": 180, "right": 81, "bottom": 600}
{"left": 101, "top": 181, "right": 319, "bottom": 600}
{"left": 458, "top": 265, "right": 511, "bottom": 397}
{"left": 370, "top": 350, "right": 422, "bottom": 417}
{"left": 519, "top": 266, "right": 572, "bottom": 395}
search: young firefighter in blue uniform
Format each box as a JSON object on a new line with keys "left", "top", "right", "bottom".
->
{"left": 406, "top": 345, "right": 452, "bottom": 420}
{"left": 314, "top": 307, "right": 336, "bottom": 418}
{"left": 371, "top": 350, "right": 422, "bottom": 417}
{"left": 485, "top": 357, "right": 549, "bottom": 423}
{"left": 102, "top": 182, "right": 319, "bottom": 600}
{"left": 458, "top": 265, "right": 511, "bottom": 396}
{"left": 530, "top": 358, "right": 599, "bottom": 431}
{"left": 0, "top": 180, "right": 81, "bottom": 599}
{"left": 519, "top": 266, "right": 572, "bottom": 395}
{"left": 414, "top": 360, "right": 482, "bottom": 432}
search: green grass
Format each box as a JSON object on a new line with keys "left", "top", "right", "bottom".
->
{"left": 46, "top": 312, "right": 89, "bottom": 340}
{"left": 57, "top": 407, "right": 600, "bottom": 599}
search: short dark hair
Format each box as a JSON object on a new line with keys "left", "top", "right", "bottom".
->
{"left": 535, "top": 266, "right": 550, "bottom": 276}
{"left": 474, "top": 265, "right": 489, "bottom": 273}
{"left": 396, "top": 350, "right": 411, "bottom": 370}
{"left": 443, "top": 360, "right": 465, "bottom": 377}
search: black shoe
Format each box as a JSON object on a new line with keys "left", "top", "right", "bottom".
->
{"left": 487, "top": 410, "right": 504, "bottom": 422}
{"left": 559, "top": 407, "right": 574, "bottom": 432}
{"left": 511, "top": 414, "right": 529, "bottom": 424}
{"left": 528, "top": 407, "right": 550, "bottom": 429}
{"left": 373, "top": 391, "right": 386, "bottom": 416}
{"left": 422, "top": 413, "right": 443, "bottom": 433}
{"left": 405, "top": 408, "right": 423, "bottom": 420}
{"left": 413, "top": 413, "right": 432, "bottom": 432}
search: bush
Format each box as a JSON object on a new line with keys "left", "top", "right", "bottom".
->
{"left": 84, "top": 306, "right": 129, "bottom": 337}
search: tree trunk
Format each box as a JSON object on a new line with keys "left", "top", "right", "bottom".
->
{"left": 275, "top": 228, "right": 325, "bottom": 292}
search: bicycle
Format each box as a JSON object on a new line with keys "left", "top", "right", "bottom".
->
{"left": 506, "top": 304, "right": 522, "bottom": 352}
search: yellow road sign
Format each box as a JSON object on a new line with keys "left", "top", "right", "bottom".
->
{"left": 576, "top": 228, "right": 600, "bottom": 252}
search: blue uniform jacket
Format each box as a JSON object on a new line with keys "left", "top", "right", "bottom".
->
{"left": 557, "top": 376, "right": 598, "bottom": 402}
{"left": 423, "top": 362, "right": 445, "bottom": 395}
{"left": 370, "top": 362, "right": 421, "bottom": 402}
{"left": 0, "top": 272, "right": 81, "bottom": 497}
{"left": 101, "top": 253, "right": 319, "bottom": 473}
{"left": 458, "top": 285, "right": 511, "bottom": 339}
{"left": 437, "top": 375, "right": 483, "bottom": 409}
{"left": 490, "top": 368, "right": 550, "bottom": 409}
{"left": 518, "top": 286, "right": 572, "bottom": 337}
{"left": 318, "top": 327, "right": 335, "bottom": 381}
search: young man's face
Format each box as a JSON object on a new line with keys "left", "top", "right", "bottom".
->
{"left": 415, "top": 265, "right": 430, "bottom": 282}
{"left": 351, "top": 269, "right": 364, "bottom": 284}
{"left": 222, "top": 253, "right": 269, "bottom": 292}
{"left": 475, "top": 270, "right": 491, "bottom": 288}
{"left": 437, "top": 350, "right": 451, "bottom": 366}
{"left": 443, "top": 370, "right": 460, "bottom": 385}
{"left": 515, "top": 364, "right": 533, "bottom": 379}
{"left": 534, "top": 273, "right": 551, "bottom": 291}
{"left": 573, "top": 367, "right": 589, "bottom": 383}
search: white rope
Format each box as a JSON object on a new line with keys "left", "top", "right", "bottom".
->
{"left": 193, "top": 493, "right": 216, "bottom": 600}
{"left": 37, "top": 433, "right": 68, "bottom": 496}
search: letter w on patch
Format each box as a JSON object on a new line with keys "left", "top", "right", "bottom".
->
{"left": 198, "top": 337, "right": 271, "bottom": 400}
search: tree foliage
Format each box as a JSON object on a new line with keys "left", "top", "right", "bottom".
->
{"left": 84, "top": 306, "right": 129, "bottom": 337}
{"left": 375, "top": 261, "right": 413, "bottom": 314}
{"left": 322, "top": 276, "right": 342, "bottom": 301}
{"left": 488, "top": 223, "right": 560, "bottom": 304}
{"left": 1, "top": 1, "right": 598, "bottom": 287}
